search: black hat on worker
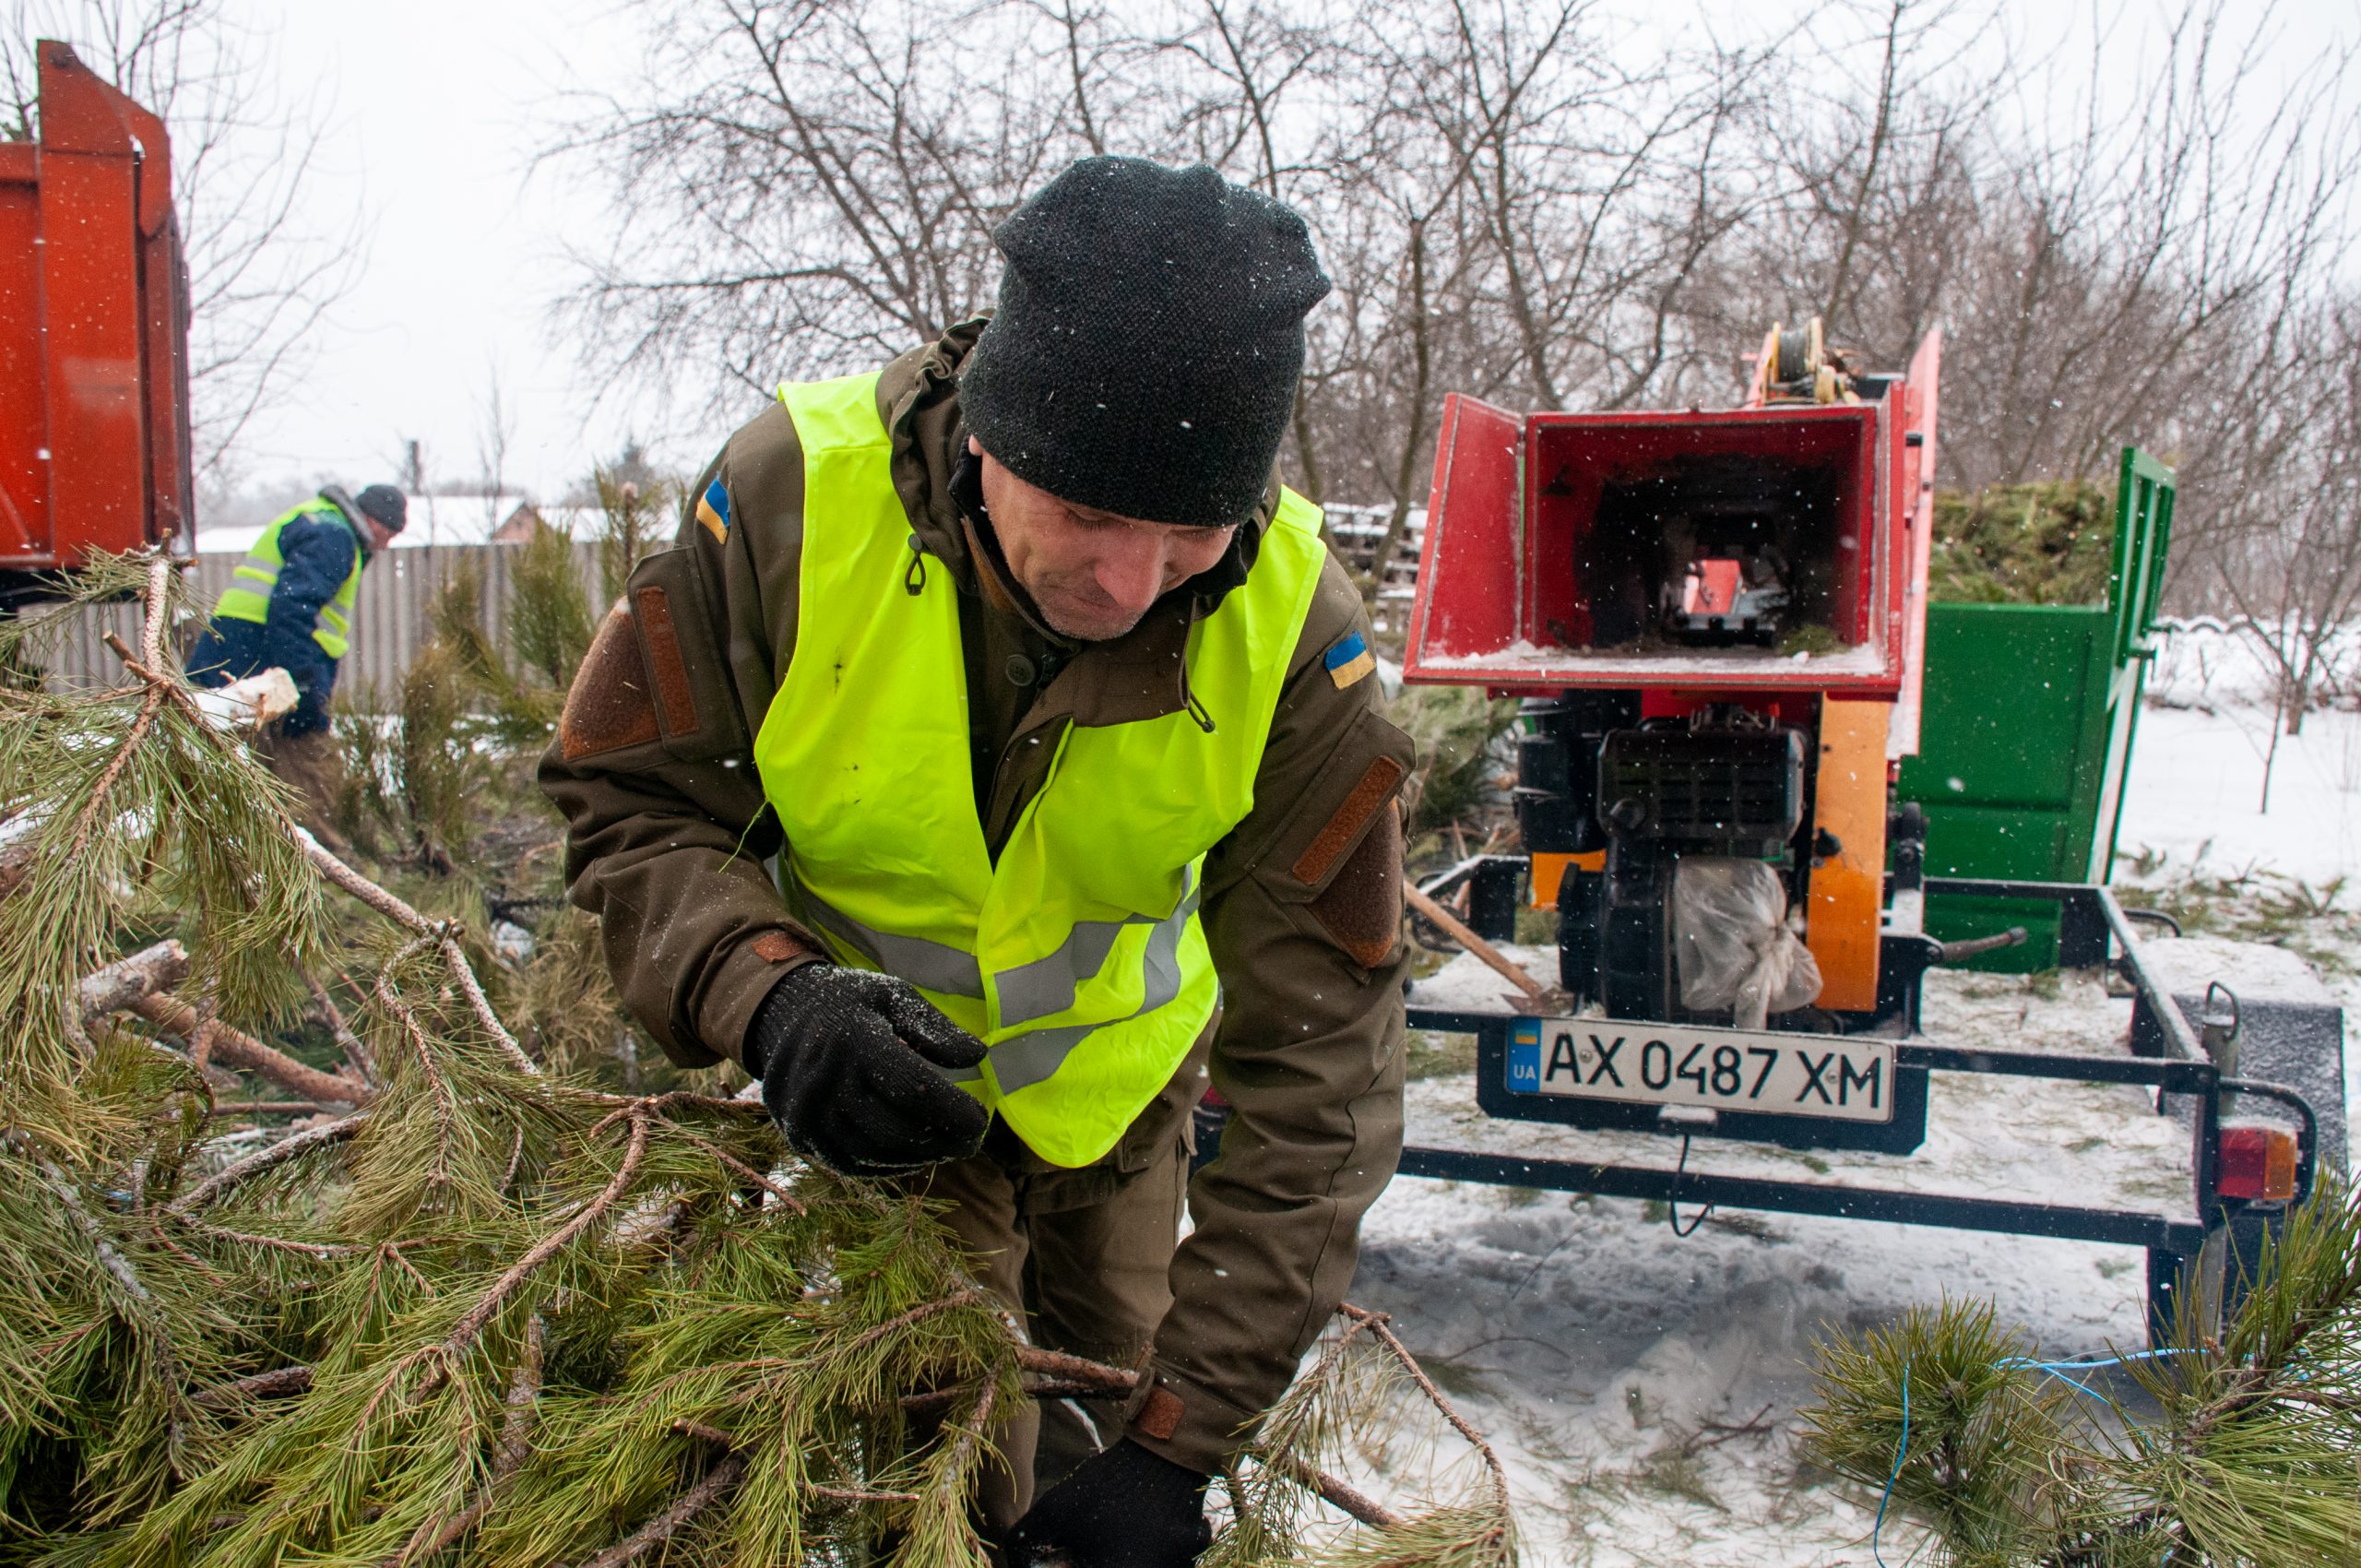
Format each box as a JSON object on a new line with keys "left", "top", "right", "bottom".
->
{"left": 353, "top": 484, "right": 408, "bottom": 533}
{"left": 960, "top": 157, "right": 1331, "bottom": 529}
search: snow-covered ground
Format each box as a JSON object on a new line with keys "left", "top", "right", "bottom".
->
{"left": 1341, "top": 664, "right": 2358, "bottom": 1564}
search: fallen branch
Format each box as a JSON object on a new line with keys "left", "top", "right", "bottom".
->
{"left": 125, "top": 990, "right": 363, "bottom": 1109}
{"left": 191, "top": 1365, "right": 314, "bottom": 1410}
{"left": 1677, "top": 1402, "right": 1778, "bottom": 1458}
{"left": 293, "top": 829, "right": 539, "bottom": 1076}
{"left": 1402, "top": 878, "right": 1569, "bottom": 1011}
{"left": 77, "top": 940, "right": 190, "bottom": 1018}
{"left": 577, "top": 1454, "right": 744, "bottom": 1568}
{"left": 166, "top": 1113, "right": 367, "bottom": 1215}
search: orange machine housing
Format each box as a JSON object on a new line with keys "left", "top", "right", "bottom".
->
{"left": 0, "top": 41, "right": 191, "bottom": 600}
{"left": 1406, "top": 332, "right": 1940, "bottom": 1017}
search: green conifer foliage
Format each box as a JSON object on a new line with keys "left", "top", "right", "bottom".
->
{"left": 0, "top": 551, "right": 1516, "bottom": 1565}
{"left": 1804, "top": 1179, "right": 2361, "bottom": 1566}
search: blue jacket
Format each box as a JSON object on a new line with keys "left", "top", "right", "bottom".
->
{"left": 189, "top": 498, "right": 366, "bottom": 735}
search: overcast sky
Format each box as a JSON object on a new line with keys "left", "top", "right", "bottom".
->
{"left": 204, "top": 0, "right": 2357, "bottom": 515}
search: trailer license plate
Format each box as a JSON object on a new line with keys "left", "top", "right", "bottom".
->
{"left": 1507, "top": 1018, "right": 1896, "bottom": 1123}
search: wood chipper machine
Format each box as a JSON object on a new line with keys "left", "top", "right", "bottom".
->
{"left": 1390, "top": 324, "right": 2334, "bottom": 1342}
{"left": 0, "top": 40, "right": 193, "bottom": 612}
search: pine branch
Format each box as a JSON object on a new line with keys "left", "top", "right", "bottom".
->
{"left": 295, "top": 829, "right": 539, "bottom": 1076}
{"left": 171, "top": 1215, "right": 359, "bottom": 1259}
{"left": 1270, "top": 1453, "right": 1408, "bottom": 1532}
{"left": 304, "top": 964, "right": 378, "bottom": 1085}
{"left": 191, "top": 1365, "right": 315, "bottom": 1410}
{"left": 165, "top": 1112, "right": 366, "bottom": 1214}
{"left": 430, "top": 1107, "right": 649, "bottom": 1364}
{"left": 124, "top": 988, "right": 364, "bottom": 1108}
{"left": 1340, "top": 1304, "right": 1513, "bottom": 1516}
{"left": 1011, "top": 1343, "right": 1139, "bottom": 1397}
{"left": 671, "top": 1418, "right": 921, "bottom": 1503}
{"left": 386, "top": 1314, "right": 547, "bottom": 1567}
{"left": 577, "top": 1454, "right": 745, "bottom": 1568}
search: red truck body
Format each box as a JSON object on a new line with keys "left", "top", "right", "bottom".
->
{"left": 0, "top": 40, "right": 192, "bottom": 600}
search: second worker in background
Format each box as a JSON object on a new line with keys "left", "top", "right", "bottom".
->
{"left": 190, "top": 481, "right": 406, "bottom": 848}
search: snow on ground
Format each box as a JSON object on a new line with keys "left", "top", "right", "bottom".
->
{"left": 2118, "top": 704, "right": 2361, "bottom": 903}
{"left": 1339, "top": 678, "right": 2357, "bottom": 1565}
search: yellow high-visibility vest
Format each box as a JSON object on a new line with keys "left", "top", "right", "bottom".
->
{"left": 752, "top": 371, "right": 1325, "bottom": 1167}
{"left": 210, "top": 498, "right": 365, "bottom": 659}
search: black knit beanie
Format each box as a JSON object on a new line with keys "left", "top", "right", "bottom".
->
{"left": 353, "top": 484, "right": 408, "bottom": 533}
{"left": 960, "top": 158, "right": 1331, "bottom": 529}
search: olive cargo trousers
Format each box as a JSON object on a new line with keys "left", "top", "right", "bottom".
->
{"left": 897, "top": 1118, "right": 1191, "bottom": 1532}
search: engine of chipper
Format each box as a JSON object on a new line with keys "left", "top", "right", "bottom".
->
{"left": 1405, "top": 322, "right": 1947, "bottom": 1152}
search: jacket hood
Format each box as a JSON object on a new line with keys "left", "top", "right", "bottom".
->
{"left": 314, "top": 485, "right": 374, "bottom": 562}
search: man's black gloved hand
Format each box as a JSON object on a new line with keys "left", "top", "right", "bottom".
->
{"left": 1007, "top": 1440, "right": 1213, "bottom": 1568}
{"left": 742, "top": 964, "right": 990, "bottom": 1176}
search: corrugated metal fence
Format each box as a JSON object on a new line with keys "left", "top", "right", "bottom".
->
{"left": 27, "top": 543, "right": 611, "bottom": 707}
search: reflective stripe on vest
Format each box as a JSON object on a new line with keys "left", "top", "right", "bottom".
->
{"left": 752, "top": 371, "right": 1326, "bottom": 1167}
{"left": 210, "top": 500, "right": 365, "bottom": 659}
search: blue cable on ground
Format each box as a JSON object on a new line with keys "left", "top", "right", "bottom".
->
{"left": 1871, "top": 1360, "right": 1909, "bottom": 1568}
{"left": 1870, "top": 1349, "right": 2202, "bottom": 1564}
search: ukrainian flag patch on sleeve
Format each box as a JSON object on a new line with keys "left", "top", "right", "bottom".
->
{"left": 694, "top": 478, "right": 731, "bottom": 543}
{"left": 1323, "top": 629, "right": 1376, "bottom": 689}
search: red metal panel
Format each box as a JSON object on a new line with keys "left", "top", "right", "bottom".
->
{"left": 1403, "top": 392, "right": 1524, "bottom": 679}
{"left": 1410, "top": 401, "right": 1904, "bottom": 697}
{"left": 0, "top": 148, "right": 43, "bottom": 559}
{"left": 1888, "top": 328, "right": 1942, "bottom": 758}
{"left": 0, "top": 42, "right": 186, "bottom": 576}
{"left": 40, "top": 42, "right": 149, "bottom": 564}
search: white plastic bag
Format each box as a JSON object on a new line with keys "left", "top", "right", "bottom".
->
{"left": 1672, "top": 856, "right": 1822, "bottom": 1029}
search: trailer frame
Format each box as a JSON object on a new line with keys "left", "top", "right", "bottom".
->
{"left": 1400, "top": 875, "right": 2323, "bottom": 1344}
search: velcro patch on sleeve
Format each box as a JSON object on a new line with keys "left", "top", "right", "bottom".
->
{"left": 1291, "top": 754, "right": 1408, "bottom": 885}
{"left": 750, "top": 931, "right": 807, "bottom": 964}
{"left": 1134, "top": 1385, "right": 1187, "bottom": 1442}
{"left": 632, "top": 586, "right": 701, "bottom": 738}
{"left": 559, "top": 608, "right": 661, "bottom": 761}
{"left": 694, "top": 478, "right": 730, "bottom": 543}
{"left": 1322, "top": 629, "right": 1376, "bottom": 689}
{"left": 1309, "top": 802, "right": 1404, "bottom": 969}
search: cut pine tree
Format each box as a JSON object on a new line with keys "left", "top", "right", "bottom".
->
{"left": 0, "top": 551, "right": 1517, "bottom": 1565}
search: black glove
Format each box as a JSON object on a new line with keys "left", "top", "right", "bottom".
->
{"left": 1007, "top": 1440, "right": 1212, "bottom": 1568}
{"left": 742, "top": 963, "right": 991, "bottom": 1176}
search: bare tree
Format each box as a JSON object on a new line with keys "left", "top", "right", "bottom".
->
{"left": 476, "top": 365, "right": 520, "bottom": 540}
{"left": 2207, "top": 296, "right": 2361, "bottom": 763}
{"left": 560, "top": 0, "right": 2361, "bottom": 640}
{"left": 557, "top": 0, "right": 1087, "bottom": 403}
{"left": 2, "top": 1, "right": 362, "bottom": 488}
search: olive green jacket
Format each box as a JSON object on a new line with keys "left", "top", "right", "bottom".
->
{"left": 540, "top": 321, "right": 1412, "bottom": 1470}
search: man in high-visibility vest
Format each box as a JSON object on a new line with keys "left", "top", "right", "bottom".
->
{"left": 190, "top": 483, "right": 405, "bottom": 840}
{"left": 545, "top": 159, "right": 1411, "bottom": 1565}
